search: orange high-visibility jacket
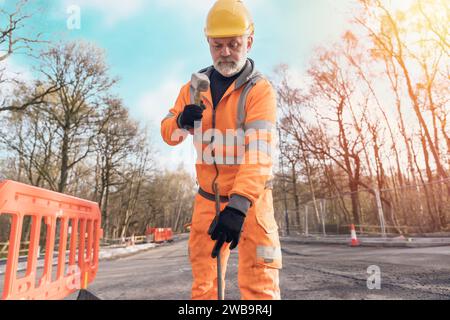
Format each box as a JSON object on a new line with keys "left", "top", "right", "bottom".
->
{"left": 161, "top": 59, "right": 276, "bottom": 214}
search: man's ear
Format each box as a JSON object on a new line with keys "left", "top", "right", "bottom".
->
{"left": 247, "top": 33, "right": 254, "bottom": 51}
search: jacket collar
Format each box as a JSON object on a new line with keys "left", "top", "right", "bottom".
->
{"left": 199, "top": 58, "right": 261, "bottom": 90}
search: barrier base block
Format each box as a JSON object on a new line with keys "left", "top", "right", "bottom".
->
{"left": 77, "top": 289, "right": 101, "bottom": 300}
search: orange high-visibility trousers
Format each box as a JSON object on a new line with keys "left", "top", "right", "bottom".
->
{"left": 189, "top": 189, "right": 282, "bottom": 300}
{"left": 162, "top": 59, "right": 281, "bottom": 299}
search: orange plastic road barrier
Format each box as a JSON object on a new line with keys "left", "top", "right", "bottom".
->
{"left": 150, "top": 228, "right": 173, "bottom": 243}
{"left": 164, "top": 228, "right": 173, "bottom": 242}
{"left": 145, "top": 227, "right": 173, "bottom": 242}
{"left": 0, "top": 180, "right": 103, "bottom": 300}
{"left": 145, "top": 227, "right": 156, "bottom": 236}
{"left": 153, "top": 228, "right": 166, "bottom": 243}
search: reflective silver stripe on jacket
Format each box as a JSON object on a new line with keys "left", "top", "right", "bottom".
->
{"left": 244, "top": 120, "right": 274, "bottom": 132}
{"left": 245, "top": 140, "right": 272, "bottom": 156}
{"left": 236, "top": 74, "right": 264, "bottom": 130}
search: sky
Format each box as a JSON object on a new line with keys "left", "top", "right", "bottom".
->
{"left": 2, "top": 0, "right": 357, "bottom": 173}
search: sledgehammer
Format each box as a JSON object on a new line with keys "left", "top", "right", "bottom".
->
{"left": 187, "top": 73, "right": 209, "bottom": 134}
{"left": 213, "top": 183, "right": 224, "bottom": 301}
{"left": 208, "top": 183, "right": 225, "bottom": 300}
{"left": 191, "top": 72, "right": 209, "bottom": 107}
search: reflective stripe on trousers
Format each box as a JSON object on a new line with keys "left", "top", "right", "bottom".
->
{"left": 188, "top": 189, "right": 282, "bottom": 300}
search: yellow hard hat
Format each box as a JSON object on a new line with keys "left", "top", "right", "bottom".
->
{"left": 205, "top": 0, "right": 254, "bottom": 38}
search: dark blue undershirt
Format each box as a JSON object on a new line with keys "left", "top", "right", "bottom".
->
{"left": 210, "top": 67, "right": 244, "bottom": 109}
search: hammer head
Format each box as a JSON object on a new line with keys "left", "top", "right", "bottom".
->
{"left": 191, "top": 73, "right": 210, "bottom": 95}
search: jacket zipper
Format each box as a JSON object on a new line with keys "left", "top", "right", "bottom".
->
{"left": 211, "top": 102, "right": 220, "bottom": 195}
{"left": 207, "top": 75, "right": 255, "bottom": 195}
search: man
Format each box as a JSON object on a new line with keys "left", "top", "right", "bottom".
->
{"left": 161, "top": 0, "right": 281, "bottom": 300}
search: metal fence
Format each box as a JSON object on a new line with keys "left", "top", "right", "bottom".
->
{"left": 275, "top": 178, "right": 450, "bottom": 237}
{"left": 100, "top": 235, "right": 147, "bottom": 247}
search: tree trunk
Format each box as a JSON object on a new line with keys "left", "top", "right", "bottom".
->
{"left": 58, "top": 127, "right": 70, "bottom": 193}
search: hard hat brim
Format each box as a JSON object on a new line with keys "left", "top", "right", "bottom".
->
{"left": 205, "top": 25, "right": 254, "bottom": 39}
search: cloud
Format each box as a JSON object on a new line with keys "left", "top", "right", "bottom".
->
{"left": 0, "top": 58, "right": 33, "bottom": 96}
{"left": 136, "top": 78, "right": 184, "bottom": 128}
{"left": 154, "top": 142, "right": 197, "bottom": 174}
{"left": 62, "top": 0, "right": 145, "bottom": 26}
{"left": 60, "top": 0, "right": 270, "bottom": 28}
{"left": 153, "top": 0, "right": 215, "bottom": 13}
{"left": 134, "top": 65, "right": 198, "bottom": 173}
{"left": 152, "top": 0, "right": 270, "bottom": 19}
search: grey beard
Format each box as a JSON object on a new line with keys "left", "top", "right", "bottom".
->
{"left": 214, "top": 57, "right": 247, "bottom": 77}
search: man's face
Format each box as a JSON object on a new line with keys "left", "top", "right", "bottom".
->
{"left": 208, "top": 35, "right": 253, "bottom": 77}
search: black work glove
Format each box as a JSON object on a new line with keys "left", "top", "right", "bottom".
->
{"left": 177, "top": 103, "right": 205, "bottom": 130}
{"left": 208, "top": 206, "right": 246, "bottom": 258}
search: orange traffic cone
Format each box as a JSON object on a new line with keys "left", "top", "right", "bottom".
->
{"left": 349, "top": 224, "right": 360, "bottom": 247}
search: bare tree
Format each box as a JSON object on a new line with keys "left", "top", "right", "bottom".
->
{"left": 357, "top": 0, "right": 450, "bottom": 198}
{"left": 36, "top": 41, "right": 117, "bottom": 193}
{"left": 94, "top": 98, "right": 140, "bottom": 237}
{"left": 0, "top": 87, "right": 59, "bottom": 189}
{"left": 0, "top": 0, "right": 43, "bottom": 62}
{"left": 0, "top": 0, "right": 60, "bottom": 113}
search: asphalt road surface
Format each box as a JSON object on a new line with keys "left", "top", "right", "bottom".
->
{"left": 62, "top": 236, "right": 450, "bottom": 300}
